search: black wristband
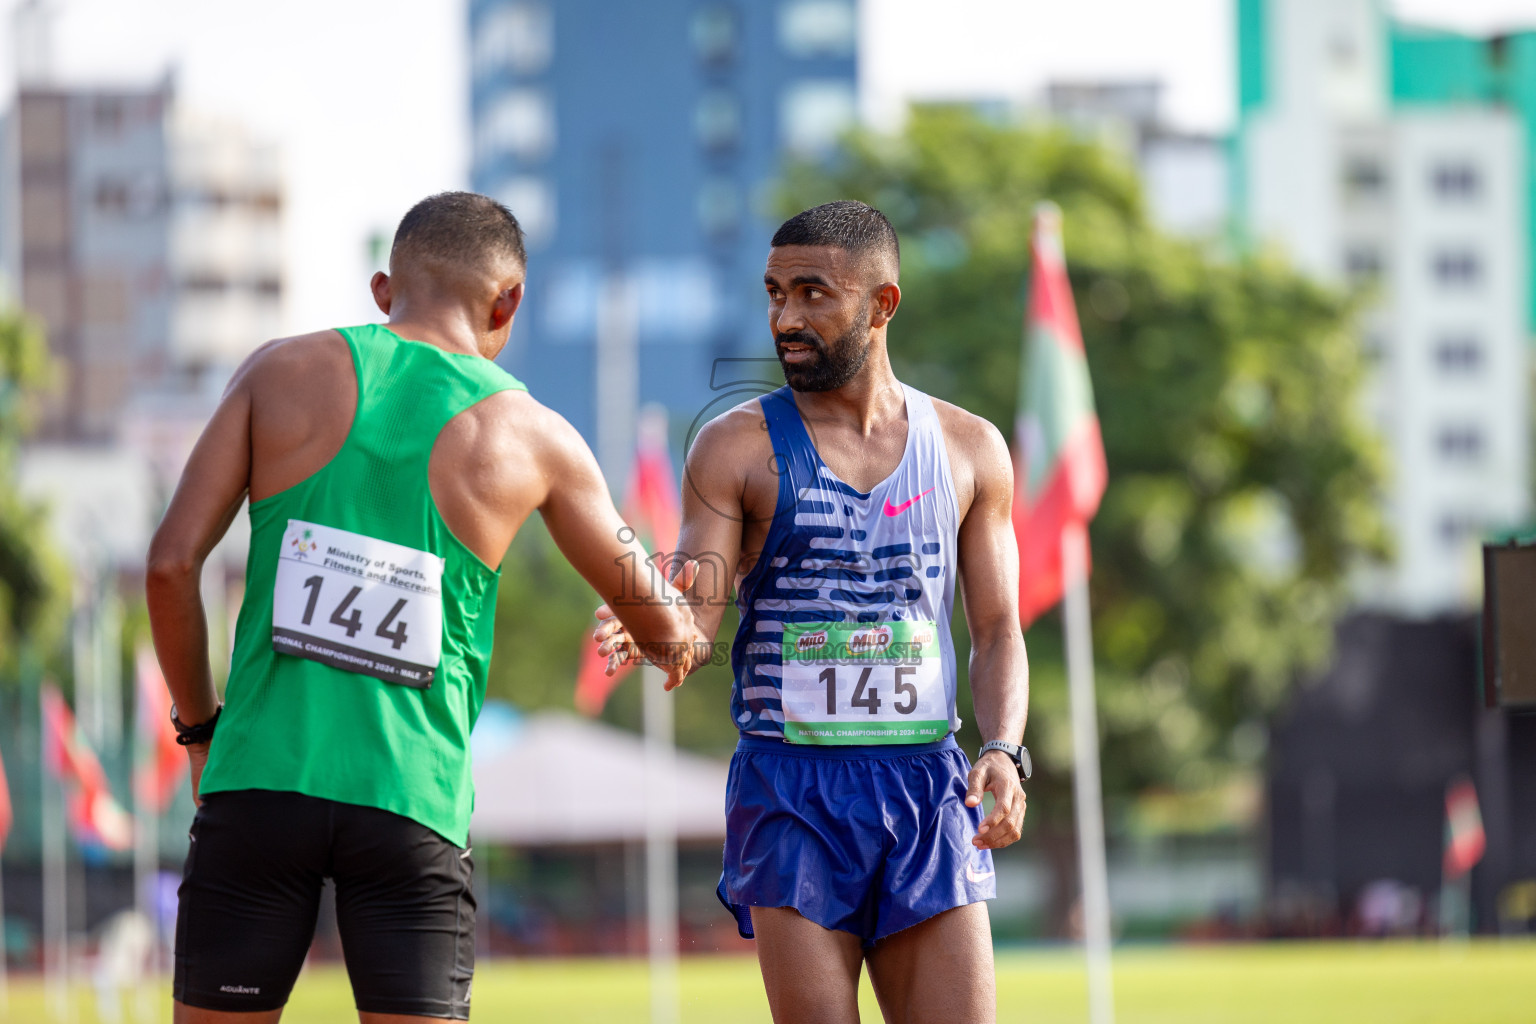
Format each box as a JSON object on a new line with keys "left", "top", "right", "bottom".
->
{"left": 171, "top": 703, "right": 223, "bottom": 746}
{"left": 978, "top": 740, "right": 1032, "bottom": 781}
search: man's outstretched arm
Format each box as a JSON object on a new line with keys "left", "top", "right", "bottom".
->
{"left": 593, "top": 409, "right": 752, "bottom": 674}
{"left": 532, "top": 405, "right": 706, "bottom": 686}
{"left": 956, "top": 418, "right": 1030, "bottom": 850}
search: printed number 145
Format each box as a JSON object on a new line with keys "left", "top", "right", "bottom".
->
{"left": 818, "top": 666, "right": 918, "bottom": 716}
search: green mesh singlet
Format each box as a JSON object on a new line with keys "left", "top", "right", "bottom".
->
{"left": 198, "top": 324, "right": 527, "bottom": 846}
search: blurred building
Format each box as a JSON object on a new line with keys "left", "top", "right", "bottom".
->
{"left": 467, "top": 0, "right": 858, "bottom": 462}
{"left": 1235, "top": 0, "right": 1535, "bottom": 614}
{"left": 1044, "top": 80, "right": 1231, "bottom": 238}
{"left": 0, "top": 76, "right": 283, "bottom": 447}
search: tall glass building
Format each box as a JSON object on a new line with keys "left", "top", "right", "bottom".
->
{"left": 467, "top": 0, "right": 859, "bottom": 469}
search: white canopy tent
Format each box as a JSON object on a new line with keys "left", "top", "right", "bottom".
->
{"left": 469, "top": 708, "right": 729, "bottom": 845}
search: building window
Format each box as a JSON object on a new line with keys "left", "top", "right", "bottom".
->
{"left": 1343, "top": 158, "right": 1386, "bottom": 201}
{"left": 1432, "top": 249, "right": 1479, "bottom": 288}
{"left": 697, "top": 178, "right": 741, "bottom": 236}
{"left": 1436, "top": 425, "right": 1483, "bottom": 462}
{"left": 95, "top": 173, "right": 161, "bottom": 217}
{"left": 479, "top": 88, "right": 555, "bottom": 161}
{"left": 473, "top": 2, "right": 553, "bottom": 77}
{"left": 494, "top": 177, "right": 555, "bottom": 247}
{"left": 1433, "top": 334, "right": 1482, "bottom": 373}
{"left": 1431, "top": 162, "right": 1479, "bottom": 201}
{"left": 691, "top": 5, "right": 736, "bottom": 65}
{"left": 779, "top": 0, "right": 856, "bottom": 58}
{"left": 780, "top": 79, "right": 856, "bottom": 154}
{"left": 695, "top": 91, "right": 741, "bottom": 152}
{"left": 1344, "top": 246, "right": 1383, "bottom": 284}
{"left": 1438, "top": 513, "right": 1481, "bottom": 547}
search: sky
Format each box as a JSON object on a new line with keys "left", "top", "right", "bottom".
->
{"left": 1, "top": 0, "right": 1533, "bottom": 331}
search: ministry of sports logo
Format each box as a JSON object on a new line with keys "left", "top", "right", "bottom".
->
{"left": 289, "top": 527, "right": 318, "bottom": 559}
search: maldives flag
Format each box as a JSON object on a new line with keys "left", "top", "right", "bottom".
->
{"left": 0, "top": 742, "right": 12, "bottom": 853}
{"left": 133, "top": 647, "right": 186, "bottom": 813}
{"left": 1443, "top": 777, "right": 1486, "bottom": 880}
{"left": 574, "top": 405, "right": 683, "bottom": 715}
{"left": 41, "top": 684, "right": 133, "bottom": 852}
{"left": 1013, "top": 202, "right": 1108, "bottom": 627}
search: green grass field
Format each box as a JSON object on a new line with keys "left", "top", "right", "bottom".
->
{"left": 3, "top": 941, "right": 1532, "bottom": 1023}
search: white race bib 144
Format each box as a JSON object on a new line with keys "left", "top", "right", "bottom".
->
{"left": 271, "top": 519, "right": 445, "bottom": 688}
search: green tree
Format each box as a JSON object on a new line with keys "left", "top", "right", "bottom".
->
{"left": 778, "top": 107, "right": 1387, "bottom": 923}
{"left": 0, "top": 305, "right": 67, "bottom": 681}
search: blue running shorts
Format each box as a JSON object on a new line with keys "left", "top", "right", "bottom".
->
{"left": 716, "top": 734, "right": 997, "bottom": 946}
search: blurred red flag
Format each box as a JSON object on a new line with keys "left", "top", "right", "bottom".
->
{"left": 1443, "top": 777, "right": 1486, "bottom": 880}
{"left": 575, "top": 406, "right": 682, "bottom": 716}
{"left": 41, "top": 683, "right": 134, "bottom": 851}
{"left": 1013, "top": 203, "right": 1108, "bottom": 627}
{"left": 0, "top": 742, "right": 13, "bottom": 853}
{"left": 134, "top": 647, "right": 186, "bottom": 813}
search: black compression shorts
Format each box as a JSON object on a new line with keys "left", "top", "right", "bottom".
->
{"left": 174, "top": 789, "right": 475, "bottom": 1018}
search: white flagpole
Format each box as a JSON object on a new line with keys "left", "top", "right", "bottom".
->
{"left": 40, "top": 691, "right": 67, "bottom": 1022}
{"left": 642, "top": 665, "right": 679, "bottom": 1024}
{"left": 1062, "top": 526, "right": 1115, "bottom": 1024}
{"left": 133, "top": 682, "right": 158, "bottom": 1022}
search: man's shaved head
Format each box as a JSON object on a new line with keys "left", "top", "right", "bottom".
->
{"left": 390, "top": 191, "right": 527, "bottom": 285}
{"left": 771, "top": 200, "right": 900, "bottom": 285}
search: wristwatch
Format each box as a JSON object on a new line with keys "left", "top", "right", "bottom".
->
{"left": 170, "top": 703, "right": 224, "bottom": 747}
{"left": 978, "top": 740, "right": 1032, "bottom": 782}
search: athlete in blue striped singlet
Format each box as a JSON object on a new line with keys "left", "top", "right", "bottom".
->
{"left": 597, "top": 201, "right": 1029, "bottom": 1023}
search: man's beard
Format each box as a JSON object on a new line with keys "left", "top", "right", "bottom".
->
{"left": 776, "top": 314, "right": 871, "bottom": 393}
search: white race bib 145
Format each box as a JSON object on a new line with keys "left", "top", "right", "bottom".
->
{"left": 271, "top": 520, "right": 444, "bottom": 688}
{"left": 779, "top": 620, "right": 948, "bottom": 744}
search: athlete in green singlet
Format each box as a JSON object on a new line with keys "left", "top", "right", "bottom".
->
{"left": 146, "top": 192, "right": 704, "bottom": 1024}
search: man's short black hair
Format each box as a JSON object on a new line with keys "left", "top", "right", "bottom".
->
{"left": 771, "top": 200, "right": 899, "bottom": 276}
{"left": 391, "top": 191, "right": 526, "bottom": 278}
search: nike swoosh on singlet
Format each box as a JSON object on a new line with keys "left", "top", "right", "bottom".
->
{"left": 965, "top": 863, "right": 996, "bottom": 883}
{"left": 883, "top": 486, "right": 935, "bottom": 517}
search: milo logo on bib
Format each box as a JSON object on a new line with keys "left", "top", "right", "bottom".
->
{"left": 779, "top": 620, "right": 947, "bottom": 745}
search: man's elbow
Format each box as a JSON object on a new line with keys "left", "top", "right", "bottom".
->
{"left": 145, "top": 534, "right": 201, "bottom": 593}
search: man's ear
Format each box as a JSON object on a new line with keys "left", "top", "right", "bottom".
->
{"left": 870, "top": 281, "right": 901, "bottom": 328}
{"left": 490, "top": 281, "right": 525, "bottom": 331}
{"left": 371, "top": 272, "right": 392, "bottom": 315}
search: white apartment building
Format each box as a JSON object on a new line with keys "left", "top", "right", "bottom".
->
{"left": 1239, "top": 0, "right": 1530, "bottom": 615}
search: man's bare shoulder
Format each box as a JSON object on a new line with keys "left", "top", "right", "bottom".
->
{"left": 440, "top": 387, "right": 568, "bottom": 472}
{"left": 689, "top": 398, "right": 770, "bottom": 470}
{"left": 930, "top": 396, "right": 1013, "bottom": 503}
{"left": 233, "top": 329, "right": 351, "bottom": 395}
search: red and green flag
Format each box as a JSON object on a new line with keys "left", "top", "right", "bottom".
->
{"left": 0, "top": 740, "right": 12, "bottom": 854}
{"left": 1443, "top": 777, "right": 1486, "bottom": 880}
{"left": 1013, "top": 202, "right": 1108, "bottom": 627}
{"left": 41, "top": 683, "right": 133, "bottom": 851}
{"left": 575, "top": 406, "right": 682, "bottom": 715}
{"left": 133, "top": 647, "right": 186, "bottom": 814}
